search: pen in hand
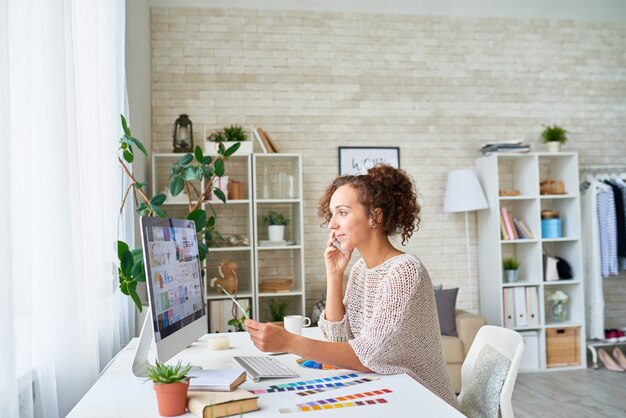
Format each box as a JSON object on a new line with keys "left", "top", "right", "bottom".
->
{"left": 216, "top": 284, "right": 248, "bottom": 318}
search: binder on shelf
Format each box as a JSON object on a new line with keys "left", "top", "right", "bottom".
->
{"left": 208, "top": 298, "right": 251, "bottom": 333}
{"left": 518, "top": 219, "right": 533, "bottom": 239}
{"left": 503, "top": 288, "right": 516, "bottom": 328}
{"left": 526, "top": 287, "right": 540, "bottom": 326}
{"left": 514, "top": 286, "right": 528, "bottom": 327}
{"left": 513, "top": 218, "right": 528, "bottom": 239}
{"left": 507, "top": 211, "right": 519, "bottom": 239}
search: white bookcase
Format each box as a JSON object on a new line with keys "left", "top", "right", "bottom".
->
{"left": 151, "top": 152, "right": 306, "bottom": 330}
{"left": 252, "top": 154, "right": 306, "bottom": 322}
{"left": 475, "top": 152, "right": 586, "bottom": 371}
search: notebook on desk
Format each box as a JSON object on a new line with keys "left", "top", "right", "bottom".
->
{"left": 188, "top": 368, "right": 247, "bottom": 392}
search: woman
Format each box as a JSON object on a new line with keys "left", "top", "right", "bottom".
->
{"left": 245, "top": 164, "right": 458, "bottom": 408}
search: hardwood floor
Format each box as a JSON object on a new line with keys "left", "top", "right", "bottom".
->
{"left": 512, "top": 368, "right": 626, "bottom": 417}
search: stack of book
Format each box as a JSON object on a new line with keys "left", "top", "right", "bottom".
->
{"left": 480, "top": 141, "right": 530, "bottom": 156}
{"left": 259, "top": 278, "right": 293, "bottom": 293}
{"left": 252, "top": 127, "right": 280, "bottom": 153}
{"left": 500, "top": 206, "right": 533, "bottom": 240}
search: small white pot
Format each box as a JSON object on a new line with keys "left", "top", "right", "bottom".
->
{"left": 205, "top": 141, "right": 253, "bottom": 156}
{"left": 268, "top": 225, "right": 285, "bottom": 242}
{"left": 546, "top": 142, "right": 561, "bottom": 153}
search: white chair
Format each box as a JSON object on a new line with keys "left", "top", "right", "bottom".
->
{"left": 458, "top": 325, "right": 525, "bottom": 418}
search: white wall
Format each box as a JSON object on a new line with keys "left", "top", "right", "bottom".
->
{"left": 137, "top": 2, "right": 626, "bottom": 320}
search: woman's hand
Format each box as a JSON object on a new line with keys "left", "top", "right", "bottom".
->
{"left": 324, "top": 232, "right": 352, "bottom": 276}
{"left": 245, "top": 319, "right": 295, "bottom": 353}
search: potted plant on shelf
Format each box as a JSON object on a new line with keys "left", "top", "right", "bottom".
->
{"left": 540, "top": 124, "right": 568, "bottom": 152}
{"left": 147, "top": 361, "right": 193, "bottom": 417}
{"left": 267, "top": 298, "right": 290, "bottom": 327}
{"left": 503, "top": 258, "right": 521, "bottom": 283}
{"left": 263, "top": 211, "right": 289, "bottom": 242}
{"left": 206, "top": 124, "right": 252, "bottom": 155}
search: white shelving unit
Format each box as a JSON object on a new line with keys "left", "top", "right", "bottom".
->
{"left": 152, "top": 152, "right": 255, "bottom": 332}
{"left": 151, "top": 152, "right": 306, "bottom": 329}
{"left": 252, "top": 154, "right": 306, "bottom": 322}
{"left": 475, "top": 152, "right": 586, "bottom": 371}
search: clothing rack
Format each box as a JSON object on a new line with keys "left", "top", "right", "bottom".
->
{"left": 580, "top": 164, "right": 625, "bottom": 171}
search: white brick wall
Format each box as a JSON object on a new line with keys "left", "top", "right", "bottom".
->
{"left": 151, "top": 7, "right": 626, "bottom": 320}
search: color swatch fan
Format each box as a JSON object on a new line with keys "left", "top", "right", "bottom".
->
{"left": 296, "top": 358, "right": 338, "bottom": 370}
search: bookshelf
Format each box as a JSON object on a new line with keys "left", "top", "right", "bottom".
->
{"left": 252, "top": 154, "right": 306, "bottom": 323}
{"left": 475, "top": 152, "right": 586, "bottom": 371}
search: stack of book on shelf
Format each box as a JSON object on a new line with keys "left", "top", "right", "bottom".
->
{"left": 503, "top": 286, "right": 540, "bottom": 328}
{"left": 500, "top": 206, "right": 533, "bottom": 240}
{"left": 480, "top": 141, "right": 530, "bottom": 155}
{"left": 252, "top": 127, "right": 280, "bottom": 153}
{"left": 259, "top": 278, "right": 293, "bottom": 293}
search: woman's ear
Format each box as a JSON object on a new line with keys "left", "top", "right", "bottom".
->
{"left": 371, "top": 208, "right": 383, "bottom": 227}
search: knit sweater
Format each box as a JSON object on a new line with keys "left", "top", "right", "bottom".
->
{"left": 318, "top": 254, "right": 459, "bottom": 409}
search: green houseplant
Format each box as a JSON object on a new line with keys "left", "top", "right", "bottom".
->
{"left": 207, "top": 124, "right": 251, "bottom": 155}
{"left": 263, "top": 211, "right": 290, "bottom": 242}
{"left": 147, "top": 361, "right": 193, "bottom": 416}
{"left": 502, "top": 258, "right": 521, "bottom": 283}
{"left": 540, "top": 124, "right": 568, "bottom": 152}
{"left": 116, "top": 115, "right": 241, "bottom": 312}
{"left": 268, "top": 298, "right": 290, "bottom": 326}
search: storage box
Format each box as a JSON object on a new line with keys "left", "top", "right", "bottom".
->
{"left": 519, "top": 331, "right": 540, "bottom": 370}
{"left": 546, "top": 326, "right": 580, "bottom": 368}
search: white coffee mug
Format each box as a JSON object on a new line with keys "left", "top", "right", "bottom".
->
{"left": 283, "top": 315, "right": 311, "bottom": 335}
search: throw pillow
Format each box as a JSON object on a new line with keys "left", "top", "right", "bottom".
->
{"left": 459, "top": 343, "right": 511, "bottom": 418}
{"left": 434, "top": 287, "right": 459, "bottom": 336}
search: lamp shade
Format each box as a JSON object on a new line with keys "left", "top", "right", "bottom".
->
{"left": 443, "top": 169, "right": 488, "bottom": 213}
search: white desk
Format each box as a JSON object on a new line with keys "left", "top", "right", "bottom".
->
{"left": 69, "top": 328, "right": 463, "bottom": 417}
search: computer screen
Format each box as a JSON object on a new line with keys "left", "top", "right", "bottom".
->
{"left": 139, "top": 216, "right": 206, "bottom": 364}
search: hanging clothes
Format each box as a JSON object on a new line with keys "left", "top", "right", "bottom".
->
{"left": 581, "top": 179, "right": 606, "bottom": 340}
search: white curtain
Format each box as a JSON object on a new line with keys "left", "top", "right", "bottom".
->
{"left": 0, "top": 1, "right": 134, "bottom": 417}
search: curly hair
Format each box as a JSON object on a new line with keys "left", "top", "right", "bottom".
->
{"left": 317, "top": 164, "right": 421, "bottom": 245}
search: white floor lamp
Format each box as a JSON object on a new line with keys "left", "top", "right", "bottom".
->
{"left": 443, "top": 169, "right": 488, "bottom": 312}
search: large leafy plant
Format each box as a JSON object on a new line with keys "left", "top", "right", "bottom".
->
{"left": 116, "top": 115, "right": 240, "bottom": 311}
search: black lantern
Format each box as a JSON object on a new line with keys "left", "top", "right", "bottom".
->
{"left": 172, "top": 114, "right": 193, "bottom": 153}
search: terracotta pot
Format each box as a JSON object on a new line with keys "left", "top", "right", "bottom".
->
{"left": 154, "top": 381, "right": 189, "bottom": 417}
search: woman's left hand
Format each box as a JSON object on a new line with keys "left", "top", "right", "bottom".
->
{"left": 245, "top": 319, "right": 294, "bottom": 353}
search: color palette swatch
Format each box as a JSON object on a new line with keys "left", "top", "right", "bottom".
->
{"left": 249, "top": 373, "right": 360, "bottom": 395}
{"left": 293, "top": 376, "right": 379, "bottom": 397}
{"left": 278, "top": 388, "right": 393, "bottom": 414}
{"left": 296, "top": 358, "right": 339, "bottom": 370}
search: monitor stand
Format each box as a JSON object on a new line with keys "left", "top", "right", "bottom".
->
{"left": 132, "top": 309, "right": 154, "bottom": 378}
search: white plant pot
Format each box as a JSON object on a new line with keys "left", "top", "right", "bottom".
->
{"left": 268, "top": 225, "right": 285, "bottom": 242}
{"left": 205, "top": 141, "right": 253, "bottom": 156}
{"left": 546, "top": 142, "right": 561, "bottom": 153}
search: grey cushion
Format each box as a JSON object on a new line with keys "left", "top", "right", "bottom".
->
{"left": 435, "top": 287, "right": 459, "bottom": 336}
{"left": 460, "top": 343, "right": 511, "bottom": 418}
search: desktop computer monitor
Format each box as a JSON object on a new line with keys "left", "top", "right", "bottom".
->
{"left": 132, "top": 216, "right": 207, "bottom": 377}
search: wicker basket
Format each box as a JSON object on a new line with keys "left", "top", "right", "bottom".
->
{"left": 546, "top": 327, "right": 580, "bottom": 367}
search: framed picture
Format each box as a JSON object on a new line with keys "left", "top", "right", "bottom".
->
{"left": 338, "top": 147, "right": 400, "bottom": 175}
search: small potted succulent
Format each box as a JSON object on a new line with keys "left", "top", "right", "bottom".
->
{"left": 263, "top": 210, "right": 289, "bottom": 242}
{"left": 540, "top": 124, "right": 568, "bottom": 152}
{"left": 206, "top": 124, "right": 252, "bottom": 155}
{"left": 147, "top": 361, "right": 193, "bottom": 417}
{"left": 503, "top": 258, "right": 521, "bottom": 283}
{"left": 268, "top": 298, "right": 290, "bottom": 327}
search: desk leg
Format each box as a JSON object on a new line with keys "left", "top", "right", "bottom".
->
{"left": 587, "top": 345, "right": 599, "bottom": 369}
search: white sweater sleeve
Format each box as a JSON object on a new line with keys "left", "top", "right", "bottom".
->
{"left": 317, "top": 309, "right": 352, "bottom": 342}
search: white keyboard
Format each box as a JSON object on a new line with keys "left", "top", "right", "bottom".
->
{"left": 233, "top": 356, "right": 299, "bottom": 382}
